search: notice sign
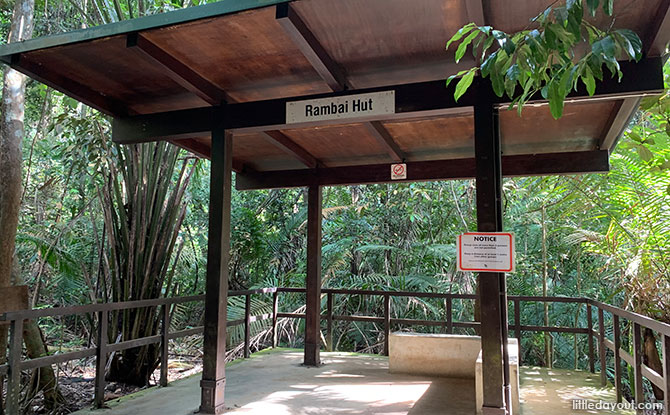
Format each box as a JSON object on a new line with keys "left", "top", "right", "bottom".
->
{"left": 286, "top": 91, "right": 395, "bottom": 124}
{"left": 457, "top": 232, "right": 515, "bottom": 273}
{"left": 391, "top": 163, "right": 406, "bottom": 180}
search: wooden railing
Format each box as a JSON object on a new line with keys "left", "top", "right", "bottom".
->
{"left": 1, "top": 288, "right": 669, "bottom": 414}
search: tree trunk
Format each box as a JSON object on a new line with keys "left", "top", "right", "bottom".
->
{"left": 643, "top": 328, "right": 664, "bottom": 400}
{"left": 0, "top": 0, "right": 63, "bottom": 412}
{"left": 0, "top": 0, "right": 35, "bottom": 413}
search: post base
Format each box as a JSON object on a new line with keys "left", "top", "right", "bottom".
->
{"left": 199, "top": 378, "right": 226, "bottom": 414}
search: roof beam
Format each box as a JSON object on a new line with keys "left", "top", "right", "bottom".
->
{"left": 364, "top": 121, "right": 406, "bottom": 163}
{"left": 464, "top": 0, "right": 486, "bottom": 26}
{"left": 126, "top": 33, "right": 228, "bottom": 105}
{"left": 236, "top": 150, "right": 610, "bottom": 190}
{"left": 112, "top": 57, "right": 664, "bottom": 144}
{"left": 171, "top": 137, "right": 248, "bottom": 173}
{"left": 599, "top": 97, "right": 640, "bottom": 152}
{"left": 276, "top": 3, "right": 348, "bottom": 92}
{"left": 645, "top": 0, "right": 670, "bottom": 56}
{"left": 262, "top": 130, "right": 321, "bottom": 168}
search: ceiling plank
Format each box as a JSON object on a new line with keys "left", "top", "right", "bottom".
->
{"left": 126, "top": 33, "right": 229, "bottom": 105}
{"left": 276, "top": 3, "right": 348, "bottom": 92}
{"left": 236, "top": 150, "right": 610, "bottom": 190}
{"left": 365, "top": 121, "right": 406, "bottom": 163}
{"left": 13, "top": 54, "right": 128, "bottom": 116}
{"left": 599, "top": 97, "right": 640, "bottom": 152}
{"left": 262, "top": 130, "right": 321, "bottom": 168}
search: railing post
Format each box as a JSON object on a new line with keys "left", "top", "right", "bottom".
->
{"left": 160, "top": 304, "right": 171, "bottom": 387}
{"left": 445, "top": 295, "right": 453, "bottom": 334}
{"left": 244, "top": 294, "right": 251, "bottom": 358}
{"left": 587, "top": 303, "right": 595, "bottom": 373}
{"left": 514, "top": 298, "right": 521, "bottom": 365}
{"left": 383, "top": 294, "right": 390, "bottom": 356}
{"left": 633, "top": 322, "right": 644, "bottom": 410}
{"left": 326, "top": 292, "right": 333, "bottom": 352}
{"left": 272, "top": 291, "right": 279, "bottom": 348}
{"left": 613, "top": 314, "right": 622, "bottom": 403}
{"left": 662, "top": 334, "right": 670, "bottom": 415}
{"left": 6, "top": 318, "right": 24, "bottom": 415}
{"left": 598, "top": 307, "right": 607, "bottom": 386}
{"left": 94, "top": 309, "right": 109, "bottom": 408}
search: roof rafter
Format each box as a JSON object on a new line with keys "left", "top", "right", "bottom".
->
{"left": 645, "top": 0, "right": 670, "bottom": 56}
{"left": 126, "top": 33, "right": 228, "bottom": 105}
{"left": 276, "top": 3, "right": 406, "bottom": 163}
{"left": 262, "top": 130, "right": 321, "bottom": 169}
{"left": 598, "top": 97, "right": 640, "bottom": 152}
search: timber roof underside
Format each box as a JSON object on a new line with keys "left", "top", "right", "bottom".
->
{"left": 1, "top": 0, "right": 669, "bottom": 188}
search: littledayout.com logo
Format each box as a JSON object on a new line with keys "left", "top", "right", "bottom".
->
{"left": 572, "top": 399, "right": 663, "bottom": 411}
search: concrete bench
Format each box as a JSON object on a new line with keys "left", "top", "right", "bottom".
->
{"left": 388, "top": 332, "right": 520, "bottom": 415}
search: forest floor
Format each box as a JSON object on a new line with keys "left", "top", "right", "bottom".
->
{"left": 22, "top": 337, "right": 205, "bottom": 414}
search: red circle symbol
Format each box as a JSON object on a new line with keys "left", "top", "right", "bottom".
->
{"left": 393, "top": 164, "right": 405, "bottom": 176}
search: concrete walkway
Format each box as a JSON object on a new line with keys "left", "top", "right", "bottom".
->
{"left": 73, "top": 350, "right": 630, "bottom": 415}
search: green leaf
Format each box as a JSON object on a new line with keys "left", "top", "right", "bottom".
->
{"left": 547, "top": 81, "right": 566, "bottom": 119}
{"left": 454, "top": 69, "right": 476, "bottom": 101}
{"left": 592, "top": 36, "right": 616, "bottom": 58}
{"left": 603, "top": 0, "right": 613, "bottom": 15}
{"left": 506, "top": 64, "right": 521, "bottom": 81}
{"left": 586, "top": 0, "right": 600, "bottom": 16}
{"left": 616, "top": 29, "right": 643, "bottom": 60}
{"left": 446, "top": 23, "right": 475, "bottom": 50}
{"left": 455, "top": 30, "right": 481, "bottom": 63}
{"left": 660, "top": 159, "right": 670, "bottom": 170}
{"left": 667, "top": 184, "right": 670, "bottom": 196}
{"left": 628, "top": 132, "right": 643, "bottom": 143}
{"left": 582, "top": 67, "right": 596, "bottom": 96}
{"left": 636, "top": 145, "right": 654, "bottom": 162}
{"left": 446, "top": 69, "right": 471, "bottom": 88}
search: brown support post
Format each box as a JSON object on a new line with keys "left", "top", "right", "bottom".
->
{"left": 446, "top": 296, "right": 453, "bottom": 334}
{"left": 633, "top": 323, "right": 644, "bottom": 410}
{"left": 326, "top": 292, "right": 333, "bottom": 352}
{"left": 613, "top": 314, "right": 622, "bottom": 403}
{"left": 6, "top": 318, "right": 23, "bottom": 414}
{"left": 160, "top": 304, "right": 171, "bottom": 387}
{"left": 599, "top": 308, "right": 607, "bottom": 386}
{"left": 587, "top": 303, "right": 595, "bottom": 373}
{"left": 94, "top": 310, "right": 108, "bottom": 408}
{"left": 474, "top": 89, "right": 507, "bottom": 415}
{"left": 244, "top": 294, "right": 251, "bottom": 358}
{"left": 383, "top": 294, "right": 391, "bottom": 356}
{"left": 662, "top": 335, "right": 670, "bottom": 415}
{"left": 272, "top": 291, "right": 279, "bottom": 348}
{"left": 304, "top": 184, "right": 322, "bottom": 366}
{"left": 200, "top": 118, "right": 232, "bottom": 415}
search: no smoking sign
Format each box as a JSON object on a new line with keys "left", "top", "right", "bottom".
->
{"left": 391, "top": 163, "right": 407, "bottom": 180}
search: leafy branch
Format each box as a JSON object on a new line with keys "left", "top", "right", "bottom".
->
{"left": 446, "top": 0, "right": 642, "bottom": 118}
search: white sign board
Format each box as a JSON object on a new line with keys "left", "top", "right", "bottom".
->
{"left": 391, "top": 163, "right": 406, "bottom": 180}
{"left": 457, "top": 232, "right": 515, "bottom": 273}
{"left": 286, "top": 91, "right": 395, "bottom": 124}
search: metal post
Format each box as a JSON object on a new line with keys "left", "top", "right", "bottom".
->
{"left": 446, "top": 296, "right": 453, "bottom": 334}
{"left": 94, "top": 309, "right": 108, "bottom": 408}
{"left": 304, "top": 184, "right": 322, "bottom": 366}
{"left": 326, "top": 292, "right": 333, "bottom": 352}
{"left": 200, "top": 121, "right": 232, "bottom": 415}
{"left": 6, "top": 318, "right": 23, "bottom": 414}
{"left": 244, "top": 294, "right": 251, "bottom": 358}
{"left": 633, "top": 323, "right": 644, "bottom": 411}
{"left": 160, "top": 304, "right": 170, "bottom": 387}
{"left": 662, "top": 335, "right": 670, "bottom": 415}
{"left": 474, "top": 89, "right": 507, "bottom": 415}
{"left": 383, "top": 294, "right": 391, "bottom": 356}
{"left": 272, "top": 291, "right": 279, "bottom": 348}
{"left": 599, "top": 308, "right": 607, "bottom": 386}
{"left": 613, "top": 314, "right": 622, "bottom": 403}
{"left": 587, "top": 303, "right": 595, "bottom": 373}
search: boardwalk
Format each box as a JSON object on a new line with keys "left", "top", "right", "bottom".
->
{"left": 73, "top": 349, "right": 629, "bottom": 415}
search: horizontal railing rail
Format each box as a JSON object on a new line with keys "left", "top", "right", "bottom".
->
{"left": 2, "top": 287, "right": 669, "bottom": 414}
